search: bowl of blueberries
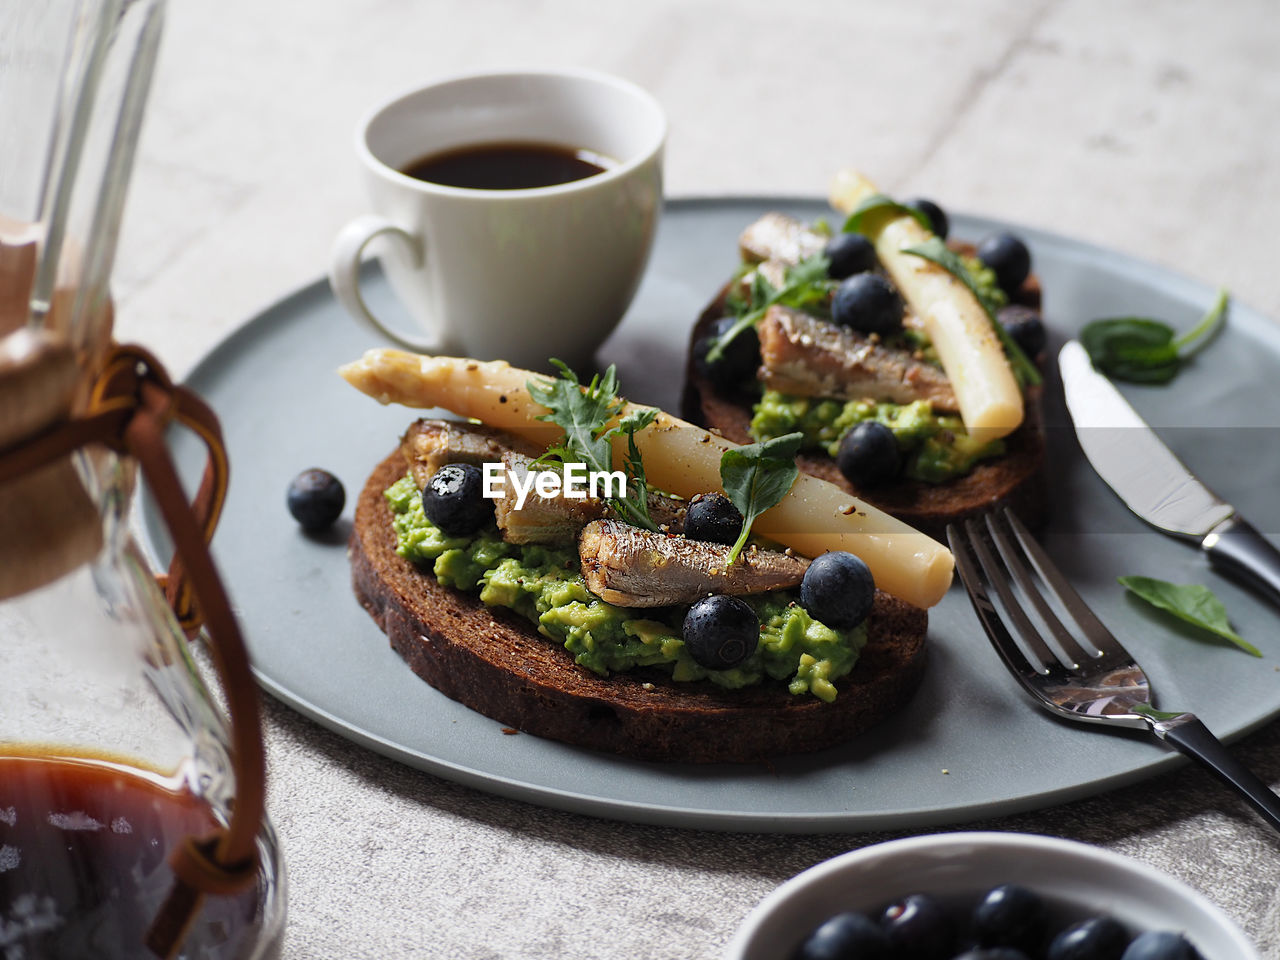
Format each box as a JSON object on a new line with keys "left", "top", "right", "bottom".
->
{"left": 724, "top": 832, "right": 1257, "bottom": 960}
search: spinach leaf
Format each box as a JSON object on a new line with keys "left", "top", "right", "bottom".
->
{"left": 901, "top": 237, "right": 1042, "bottom": 388}
{"left": 527, "top": 361, "right": 658, "bottom": 531}
{"left": 841, "top": 193, "right": 932, "bottom": 235}
{"left": 1079, "top": 318, "right": 1181, "bottom": 383}
{"left": 1118, "top": 574, "right": 1260, "bottom": 657}
{"left": 1081, "top": 288, "right": 1229, "bottom": 384}
{"left": 706, "top": 254, "right": 835, "bottom": 363}
{"left": 719, "top": 432, "right": 803, "bottom": 565}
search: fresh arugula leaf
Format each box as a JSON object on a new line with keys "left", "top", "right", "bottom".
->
{"left": 719, "top": 432, "right": 803, "bottom": 565}
{"left": 707, "top": 254, "right": 835, "bottom": 363}
{"left": 1118, "top": 574, "right": 1260, "bottom": 657}
{"left": 1081, "top": 288, "right": 1229, "bottom": 384}
{"left": 721, "top": 261, "right": 761, "bottom": 316}
{"left": 901, "top": 237, "right": 1042, "bottom": 388}
{"left": 527, "top": 361, "right": 658, "bottom": 530}
{"left": 841, "top": 193, "right": 932, "bottom": 236}
{"left": 782, "top": 253, "right": 833, "bottom": 290}
{"left": 617, "top": 406, "right": 658, "bottom": 527}
{"left": 742, "top": 268, "right": 779, "bottom": 314}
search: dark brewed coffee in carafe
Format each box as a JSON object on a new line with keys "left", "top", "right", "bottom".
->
{"left": 0, "top": 2, "right": 284, "bottom": 957}
{"left": 0, "top": 757, "right": 263, "bottom": 959}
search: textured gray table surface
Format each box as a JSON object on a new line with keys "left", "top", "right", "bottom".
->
{"left": 114, "top": 1, "right": 1280, "bottom": 956}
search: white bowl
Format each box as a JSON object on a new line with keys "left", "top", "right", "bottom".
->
{"left": 725, "top": 832, "right": 1258, "bottom": 960}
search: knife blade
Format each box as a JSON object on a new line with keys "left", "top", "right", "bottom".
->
{"left": 1059, "top": 339, "right": 1280, "bottom": 611}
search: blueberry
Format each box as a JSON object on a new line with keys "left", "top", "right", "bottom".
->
{"left": 286, "top": 468, "right": 345, "bottom": 531}
{"left": 997, "top": 304, "right": 1047, "bottom": 359}
{"left": 694, "top": 315, "right": 761, "bottom": 392}
{"left": 972, "top": 884, "right": 1047, "bottom": 953}
{"left": 825, "top": 232, "right": 878, "bottom": 280}
{"left": 977, "top": 231, "right": 1032, "bottom": 295}
{"left": 904, "top": 197, "right": 949, "bottom": 240}
{"left": 684, "top": 492, "right": 743, "bottom": 546}
{"left": 1049, "top": 916, "right": 1131, "bottom": 960}
{"left": 879, "top": 892, "right": 954, "bottom": 960}
{"left": 836, "top": 421, "right": 901, "bottom": 488}
{"left": 795, "top": 912, "right": 890, "bottom": 960}
{"left": 831, "top": 273, "right": 903, "bottom": 335}
{"left": 1120, "top": 931, "right": 1202, "bottom": 960}
{"left": 951, "top": 950, "right": 1032, "bottom": 960}
{"left": 682, "top": 595, "right": 758, "bottom": 670}
{"left": 800, "top": 551, "right": 875, "bottom": 629}
{"left": 421, "top": 463, "right": 493, "bottom": 536}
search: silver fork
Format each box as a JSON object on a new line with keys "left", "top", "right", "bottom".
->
{"left": 947, "top": 508, "right": 1280, "bottom": 832}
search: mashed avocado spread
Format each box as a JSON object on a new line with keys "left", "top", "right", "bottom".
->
{"left": 750, "top": 391, "right": 1005, "bottom": 483}
{"left": 735, "top": 247, "right": 1007, "bottom": 483}
{"left": 384, "top": 474, "right": 865, "bottom": 702}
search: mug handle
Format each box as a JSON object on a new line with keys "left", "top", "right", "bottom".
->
{"left": 329, "top": 214, "right": 439, "bottom": 352}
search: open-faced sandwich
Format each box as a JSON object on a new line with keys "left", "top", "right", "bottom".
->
{"left": 339, "top": 351, "right": 953, "bottom": 763}
{"left": 684, "top": 170, "right": 1049, "bottom": 540}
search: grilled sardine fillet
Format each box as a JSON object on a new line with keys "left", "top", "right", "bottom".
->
{"left": 577, "top": 519, "right": 809, "bottom": 607}
{"left": 402, "top": 419, "right": 542, "bottom": 491}
{"left": 494, "top": 453, "right": 691, "bottom": 544}
{"left": 645, "top": 491, "right": 687, "bottom": 534}
{"left": 736, "top": 213, "right": 927, "bottom": 334}
{"left": 758, "top": 306, "right": 958, "bottom": 411}
{"left": 493, "top": 452, "right": 609, "bottom": 546}
{"left": 739, "top": 212, "right": 827, "bottom": 266}
{"left": 402, "top": 419, "right": 689, "bottom": 545}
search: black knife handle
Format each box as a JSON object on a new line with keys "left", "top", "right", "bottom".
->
{"left": 1203, "top": 515, "right": 1280, "bottom": 610}
{"left": 1153, "top": 714, "right": 1280, "bottom": 832}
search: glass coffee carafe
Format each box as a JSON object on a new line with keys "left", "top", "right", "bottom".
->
{"left": 1, "top": 2, "right": 285, "bottom": 957}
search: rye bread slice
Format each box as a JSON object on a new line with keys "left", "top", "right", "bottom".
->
{"left": 350, "top": 449, "right": 928, "bottom": 764}
{"left": 682, "top": 287, "right": 1048, "bottom": 542}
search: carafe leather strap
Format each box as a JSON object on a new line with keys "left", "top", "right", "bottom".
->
{"left": 88, "top": 345, "right": 230, "bottom": 635}
{"left": 0, "top": 343, "right": 265, "bottom": 959}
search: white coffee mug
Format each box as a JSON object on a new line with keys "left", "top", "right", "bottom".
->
{"left": 330, "top": 69, "right": 666, "bottom": 372}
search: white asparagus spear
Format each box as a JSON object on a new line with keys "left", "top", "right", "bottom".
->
{"left": 340, "top": 350, "right": 954, "bottom": 609}
{"left": 829, "top": 169, "right": 1023, "bottom": 442}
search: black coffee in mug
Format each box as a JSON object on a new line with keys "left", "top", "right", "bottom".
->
{"left": 401, "top": 141, "right": 616, "bottom": 190}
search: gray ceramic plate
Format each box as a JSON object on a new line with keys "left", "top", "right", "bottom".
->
{"left": 141, "top": 198, "right": 1280, "bottom": 832}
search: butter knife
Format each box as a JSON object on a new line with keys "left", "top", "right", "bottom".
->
{"left": 1059, "top": 339, "right": 1280, "bottom": 610}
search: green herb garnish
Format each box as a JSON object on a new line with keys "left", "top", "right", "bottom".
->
{"left": 719, "top": 432, "right": 803, "bottom": 565}
{"left": 1118, "top": 574, "right": 1260, "bottom": 657}
{"left": 706, "top": 254, "right": 835, "bottom": 363}
{"left": 901, "top": 237, "right": 1042, "bottom": 388}
{"left": 841, "top": 193, "right": 932, "bottom": 235}
{"left": 527, "top": 360, "right": 659, "bottom": 531}
{"left": 1080, "top": 288, "right": 1229, "bottom": 384}
{"left": 723, "top": 265, "right": 778, "bottom": 319}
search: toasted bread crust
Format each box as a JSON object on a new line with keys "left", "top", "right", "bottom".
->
{"left": 682, "top": 287, "right": 1048, "bottom": 542}
{"left": 350, "top": 450, "right": 928, "bottom": 764}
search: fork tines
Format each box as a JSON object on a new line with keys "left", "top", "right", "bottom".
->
{"left": 947, "top": 509, "right": 1124, "bottom": 676}
{"left": 946, "top": 515, "right": 1280, "bottom": 833}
